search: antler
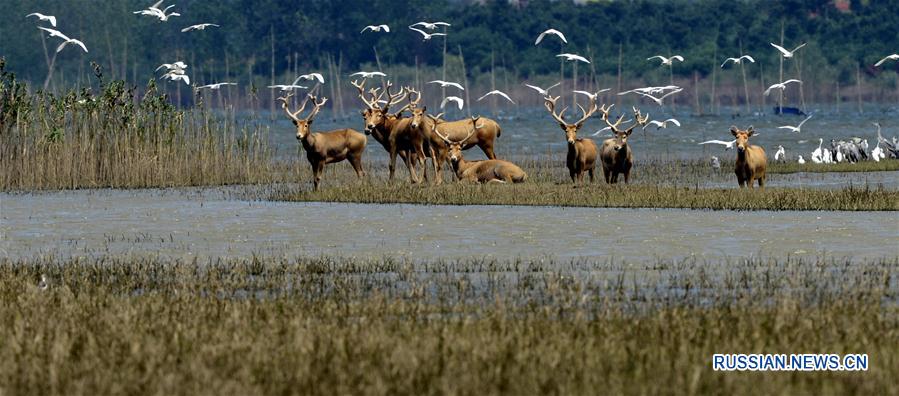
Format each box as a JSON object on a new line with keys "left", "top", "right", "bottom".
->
{"left": 393, "top": 86, "right": 420, "bottom": 116}
{"left": 351, "top": 79, "right": 377, "bottom": 109}
{"left": 305, "top": 94, "right": 328, "bottom": 121}
{"left": 277, "top": 91, "right": 306, "bottom": 122}
{"left": 572, "top": 96, "right": 599, "bottom": 127}
{"left": 380, "top": 81, "right": 407, "bottom": 112}
{"left": 543, "top": 95, "right": 568, "bottom": 125}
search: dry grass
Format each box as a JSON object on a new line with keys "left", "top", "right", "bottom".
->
{"left": 0, "top": 254, "right": 896, "bottom": 395}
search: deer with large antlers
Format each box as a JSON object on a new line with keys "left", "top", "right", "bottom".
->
{"left": 353, "top": 79, "right": 429, "bottom": 183}
{"left": 544, "top": 94, "right": 599, "bottom": 184}
{"left": 401, "top": 88, "right": 451, "bottom": 184}
{"left": 424, "top": 110, "right": 502, "bottom": 161}
{"left": 730, "top": 125, "right": 767, "bottom": 188}
{"left": 278, "top": 92, "right": 367, "bottom": 191}
{"left": 432, "top": 115, "right": 527, "bottom": 184}
{"left": 598, "top": 105, "right": 649, "bottom": 184}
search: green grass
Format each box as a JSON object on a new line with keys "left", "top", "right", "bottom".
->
{"left": 270, "top": 182, "right": 899, "bottom": 211}
{"left": 1, "top": 254, "right": 896, "bottom": 395}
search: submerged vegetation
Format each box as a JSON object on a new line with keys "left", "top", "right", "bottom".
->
{"left": 1, "top": 254, "right": 896, "bottom": 395}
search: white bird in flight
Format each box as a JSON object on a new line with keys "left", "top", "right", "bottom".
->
{"left": 524, "top": 82, "right": 561, "bottom": 96}
{"left": 350, "top": 71, "right": 386, "bottom": 79}
{"left": 26, "top": 13, "right": 56, "bottom": 27}
{"left": 161, "top": 72, "right": 190, "bottom": 85}
{"left": 770, "top": 42, "right": 806, "bottom": 58}
{"left": 134, "top": 3, "right": 180, "bottom": 21}
{"left": 637, "top": 88, "right": 683, "bottom": 106}
{"left": 410, "top": 21, "right": 450, "bottom": 30}
{"left": 156, "top": 62, "right": 187, "bottom": 72}
{"left": 720, "top": 55, "right": 755, "bottom": 68}
{"left": 648, "top": 55, "right": 684, "bottom": 66}
{"left": 774, "top": 145, "right": 786, "bottom": 161}
{"left": 874, "top": 54, "right": 899, "bottom": 67}
{"left": 37, "top": 26, "right": 69, "bottom": 40}
{"left": 764, "top": 79, "right": 802, "bottom": 96}
{"left": 267, "top": 84, "right": 307, "bottom": 92}
{"left": 292, "top": 73, "right": 325, "bottom": 85}
{"left": 699, "top": 139, "right": 736, "bottom": 150}
{"left": 477, "top": 90, "right": 515, "bottom": 104}
{"left": 535, "top": 29, "right": 567, "bottom": 45}
{"left": 441, "top": 96, "right": 464, "bottom": 110}
{"left": 181, "top": 23, "right": 219, "bottom": 32}
{"left": 573, "top": 89, "right": 611, "bottom": 100}
{"left": 645, "top": 119, "right": 681, "bottom": 130}
{"left": 409, "top": 27, "right": 446, "bottom": 41}
{"left": 428, "top": 80, "right": 464, "bottom": 90}
{"left": 557, "top": 53, "right": 590, "bottom": 63}
{"left": 361, "top": 25, "right": 390, "bottom": 33}
{"left": 777, "top": 114, "right": 813, "bottom": 133}
{"left": 56, "top": 38, "right": 88, "bottom": 53}
{"left": 197, "top": 82, "right": 237, "bottom": 90}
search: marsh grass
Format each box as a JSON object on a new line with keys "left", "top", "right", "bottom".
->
{"left": 1, "top": 254, "right": 896, "bottom": 395}
{"left": 769, "top": 160, "right": 899, "bottom": 174}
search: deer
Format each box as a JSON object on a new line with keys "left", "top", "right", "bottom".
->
{"left": 352, "top": 79, "right": 428, "bottom": 184}
{"left": 598, "top": 105, "right": 649, "bottom": 184}
{"left": 424, "top": 111, "right": 502, "bottom": 160}
{"left": 730, "top": 125, "right": 767, "bottom": 188}
{"left": 277, "top": 91, "right": 367, "bottom": 191}
{"left": 543, "top": 94, "right": 599, "bottom": 184}
{"left": 401, "top": 88, "right": 450, "bottom": 184}
{"left": 432, "top": 115, "right": 527, "bottom": 184}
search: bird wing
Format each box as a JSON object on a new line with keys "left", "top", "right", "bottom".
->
{"left": 409, "top": 27, "right": 427, "bottom": 37}
{"left": 698, "top": 140, "right": 732, "bottom": 146}
{"left": 183, "top": 75, "right": 190, "bottom": 85}
{"left": 770, "top": 43, "right": 790, "bottom": 56}
{"left": 791, "top": 43, "right": 807, "bottom": 52}
{"left": 721, "top": 58, "right": 736, "bottom": 68}
{"left": 659, "top": 89, "right": 682, "bottom": 100}
{"left": 72, "top": 39, "right": 88, "bottom": 52}
{"left": 360, "top": 26, "right": 372, "bottom": 33}
{"left": 524, "top": 84, "right": 544, "bottom": 94}
{"left": 874, "top": 54, "right": 898, "bottom": 67}
{"left": 667, "top": 119, "right": 681, "bottom": 127}
{"left": 494, "top": 91, "right": 515, "bottom": 103}
{"left": 48, "top": 15, "right": 57, "bottom": 27}
{"left": 433, "top": 22, "right": 450, "bottom": 27}
{"left": 55, "top": 41, "right": 68, "bottom": 53}
{"left": 38, "top": 26, "right": 68, "bottom": 40}
{"left": 381, "top": 25, "right": 390, "bottom": 32}
{"left": 671, "top": 55, "right": 684, "bottom": 62}
{"left": 647, "top": 55, "right": 666, "bottom": 62}
{"left": 180, "top": 25, "right": 194, "bottom": 32}
{"left": 797, "top": 115, "right": 813, "bottom": 128}
{"left": 763, "top": 85, "right": 777, "bottom": 95}
{"left": 550, "top": 29, "right": 567, "bottom": 43}
{"left": 742, "top": 55, "right": 755, "bottom": 63}
{"left": 777, "top": 126, "right": 798, "bottom": 132}
{"left": 572, "top": 90, "right": 594, "bottom": 98}
{"left": 647, "top": 120, "right": 663, "bottom": 128}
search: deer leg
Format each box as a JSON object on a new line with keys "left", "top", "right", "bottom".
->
{"left": 428, "top": 145, "right": 441, "bottom": 185}
{"left": 480, "top": 141, "right": 497, "bottom": 160}
{"left": 416, "top": 142, "right": 429, "bottom": 183}
{"left": 403, "top": 150, "right": 420, "bottom": 184}
{"left": 589, "top": 168, "right": 595, "bottom": 183}
{"left": 388, "top": 149, "right": 399, "bottom": 182}
{"left": 312, "top": 161, "right": 324, "bottom": 191}
{"left": 623, "top": 169, "right": 630, "bottom": 184}
{"left": 603, "top": 167, "right": 611, "bottom": 184}
{"left": 350, "top": 154, "right": 365, "bottom": 179}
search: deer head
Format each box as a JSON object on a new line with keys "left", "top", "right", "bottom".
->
{"left": 278, "top": 91, "right": 329, "bottom": 140}
{"left": 730, "top": 125, "right": 756, "bottom": 153}
{"left": 353, "top": 79, "right": 407, "bottom": 135}
{"left": 400, "top": 88, "right": 427, "bottom": 129}
{"left": 544, "top": 95, "right": 598, "bottom": 144}
{"left": 601, "top": 105, "right": 649, "bottom": 151}
{"left": 432, "top": 114, "right": 479, "bottom": 162}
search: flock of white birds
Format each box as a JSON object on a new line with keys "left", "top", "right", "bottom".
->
{"left": 26, "top": 2, "right": 899, "bottom": 167}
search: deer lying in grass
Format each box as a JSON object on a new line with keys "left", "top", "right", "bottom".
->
{"left": 544, "top": 95, "right": 598, "bottom": 184}
{"left": 278, "top": 92, "right": 367, "bottom": 191}
{"left": 432, "top": 115, "right": 527, "bottom": 184}
{"left": 731, "top": 125, "right": 767, "bottom": 188}
{"left": 353, "top": 79, "right": 428, "bottom": 183}
{"left": 598, "top": 105, "right": 649, "bottom": 184}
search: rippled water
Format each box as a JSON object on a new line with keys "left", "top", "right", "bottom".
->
{"left": 3, "top": 187, "right": 896, "bottom": 262}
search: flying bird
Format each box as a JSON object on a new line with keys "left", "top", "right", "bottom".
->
{"left": 556, "top": 53, "right": 590, "bottom": 63}
{"left": 699, "top": 139, "right": 736, "bottom": 150}
{"left": 156, "top": 62, "right": 187, "bottom": 72}
{"left": 409, "top": 27, "right": 446, "bottom": 41}
{"left": 410, "top": 21, "right": 450, "bottom": 30}
{"left": 428, "top": 80, "right": 464, "bottom": 90}
{"left": 647, "top": 55, "right": 684, "bottom": 66}
{"left": 764, "top": 79, "right": 802, "bottom": 96}
{"left": 161, "top": 72, "right": 190, "bottom": 85}
{"left": 56, "top": 38, "right": 88, "bottom": 53}
{"left": 770, "top": 42, "right": 806, "bottom": 58}
{"left": 26, "top": 13, "right": 56, "bottom": 27}
{"left": 720, "top": 55, "right": 755, "bottom": 68}
{"left": 181, "top": 23, "right": 219, "bottom": 32}
{"left": 197, "top": 82, "right": 237, "bottom": 90}
{"left": 535, "top": 29, "right": 567, "bottom": 45}
{"left": 874, "top": 54, "right": 899, "bottom": 67}
{"left": 572, "top": 89, "right": 611, "bottom": 100}
{"left": 637, "top": 88, "right": 683, "bottom": 106}
{"left": 477, "top": 90, "right": 515, "bottom": 104}
{"left": 267, "top": 84, "right": 307, "bottom": 92}
{"left": 292, "top": 73, "right": 325, "bottom": 85}
{"left": 645, "top": 119, "right": 681, "bottom": 130}
{"left": 524, "top": 82, "right": 561, "bottom": 97}
{"left": 777, "top": 114, "right": 813, "bottom": 133}
{"left": 37, "top": 26, "right": 69, "bottom": 40}
{"left": 350, "top": 71, "right": 386, "bottom": 79}
{"left": 441, "top": 96, "right": 464, "bottom": 110}
{"left": 361, "top": 25, "right": 390, "bottom": 33}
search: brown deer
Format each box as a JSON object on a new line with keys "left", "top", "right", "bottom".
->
{"left": 432, "top": 115, "right": 527, "bottom": 184}
{"left": 352, "top": 79, "right": 428, "bottom": 183}
{"left": 731, "top": 125, "right": 767, "bottom": 188}
{"left": 278, "top": 92, "right": 367, "bottom": 191}
{"left": 424, "top": 112, "right": 502, "bottom": 160}
{"left": 598, "top": 105, "right": 649, "bottom": 184}
{"left": 401, "top": 88, "right": 450, "bottom": 184}
{"left": 544, "top": 95, "right": 599, "bottom": 184}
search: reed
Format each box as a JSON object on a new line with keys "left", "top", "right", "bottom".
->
{"left": 1, "top": 254, "right": 896, "bottom": 395}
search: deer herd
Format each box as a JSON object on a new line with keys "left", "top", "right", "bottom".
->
{"left": 279, "top": 80, "right": 768, "bottom": 190}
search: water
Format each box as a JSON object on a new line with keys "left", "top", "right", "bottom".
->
{"left": 266, "top": 104, "right": 899, "bottom": 161}
{"left": 3, "top": 187, "right": 897, "bottom": 262}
